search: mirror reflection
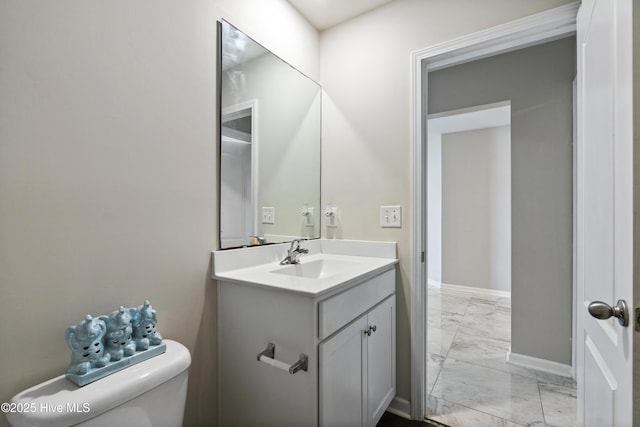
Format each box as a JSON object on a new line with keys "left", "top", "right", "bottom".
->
{"left": 219, "top": 20, "right": 321, "bottom": 249}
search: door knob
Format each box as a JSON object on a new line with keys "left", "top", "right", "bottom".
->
{"left": 588, "top": 299, "right": 629, "bottom": 327}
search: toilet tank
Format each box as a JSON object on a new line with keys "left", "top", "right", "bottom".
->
{"left": 6, "top": 340, "right": 191, "bottom": 427}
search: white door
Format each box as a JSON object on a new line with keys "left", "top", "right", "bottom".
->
{"left": 576, "top": 0, "right": 634, "bottom": 425}
{"left": 220, "top": 136, "right": 253, "bottom": 247}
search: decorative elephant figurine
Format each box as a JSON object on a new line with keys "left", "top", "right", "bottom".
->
{"left": 65, "top": 315, "right": 110, "bottom": 375}
{"left": 100, "top": 306, "right": 136, "bottom": 361}
{"left": 132, "top": 300, "right": 163, "bottom": 351}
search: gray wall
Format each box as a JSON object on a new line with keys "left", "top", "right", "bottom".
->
{"left": 429, "top": 37, "right": 575, "bottom": 364}
{"left": 0, "top": 1, "right": 318, "bottom": 426}
{"left": 442, "top": 126, "right": 511, "bottom": 292}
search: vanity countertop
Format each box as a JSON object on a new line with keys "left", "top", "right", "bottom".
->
{"left": 212, "top": 239, "right": 397, "bottom": 297}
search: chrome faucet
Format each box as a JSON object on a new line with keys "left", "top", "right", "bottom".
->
{"left": 249, "top": 235, "right": 267, "bottom": 245}
{"left": 280, "top": 239, "right": 309, "bottom": 265}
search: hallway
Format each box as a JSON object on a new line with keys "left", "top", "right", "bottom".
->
{"left": 426, "top": 285, "right": 577, "bottom": 426}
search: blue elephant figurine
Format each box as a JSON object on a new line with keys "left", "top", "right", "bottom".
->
{"left": 65, "top": 315, "right": 110, "bottom": 375}
{"left": 132, "top": 300, "right": 163, "bottom": 351}
{"left": 100, "top": 306, "right": 137, "bottom": 361}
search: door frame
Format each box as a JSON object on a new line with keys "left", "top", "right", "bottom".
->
{"left": 408, "top": 2, "right": 580, "bottom": 419}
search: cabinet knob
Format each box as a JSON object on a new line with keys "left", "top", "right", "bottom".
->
{"left": 364, "top": 325, "right": 377, "bottom": 336}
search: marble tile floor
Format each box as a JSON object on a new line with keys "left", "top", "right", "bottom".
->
{"left": 426, "top": 285, "right": 577, "bottom": 427}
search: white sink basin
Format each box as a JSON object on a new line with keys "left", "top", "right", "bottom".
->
{"left": 271, "top": 259, "right": 363, "bottom": 279}
{"left": 212, "top": 240, "right": 398, "bottom": 296}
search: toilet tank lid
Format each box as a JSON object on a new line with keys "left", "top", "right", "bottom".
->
{"left": 6, "top": 340, "right": 191, "bottom": 427}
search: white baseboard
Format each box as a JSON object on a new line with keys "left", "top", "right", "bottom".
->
{"left": 506, "top": 347, "right": 573, "bottom": 378}
{"left": 441, "top": 282, "right": 511, "bottom": 298}
{"left": 386, "top": 396, "right": 411, "bottom": 420}
{"left": 427, "top": 278, "right": 441, "bottom": 288}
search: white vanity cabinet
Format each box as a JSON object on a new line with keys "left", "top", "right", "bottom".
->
{"left": 214, "top": 244, "right": 396, "bottom": 427}
{"left": 320, "top": 294, "right": 395, "bottom": 427}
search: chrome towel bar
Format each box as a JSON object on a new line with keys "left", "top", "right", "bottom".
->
{"left": 257, "top": 342, "right": 308, "bottom": 374}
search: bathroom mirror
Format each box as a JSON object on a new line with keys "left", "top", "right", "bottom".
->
{"left": 218, "top": 20, "right": 321, "bottom": 249}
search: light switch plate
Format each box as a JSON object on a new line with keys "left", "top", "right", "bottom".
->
{"left": 380, "top": 205, "right": 401, "bottom": 228}
{"left": 262, "top": 207, "right": 275, "bottom": 224}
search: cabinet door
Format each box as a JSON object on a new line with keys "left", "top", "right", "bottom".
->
{"left": 320, "top": 314, "right": 368, "bottom": 427}
{"left": 366, "top": 295, "right": 396, "bottom": 427}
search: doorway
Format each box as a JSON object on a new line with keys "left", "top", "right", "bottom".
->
{"left": 220, "top": 101, "right": 257, "bottom": 248}
{"left": 408, "top": 4, "right": 581, "bottom": 423}
{"left": 427, "top": 102, "right": 512, "bottom": 294}
{"left": 425, "top": 103, "right": 527, "bottom": 424}
{"left": 425, "top": 37, "right": 576, "bottom": 425}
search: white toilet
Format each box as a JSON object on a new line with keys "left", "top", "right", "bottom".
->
{"left": 6, "top": 340, "right": 191, "bottom": 427}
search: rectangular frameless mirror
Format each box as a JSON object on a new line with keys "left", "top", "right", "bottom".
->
{"left": 218, "top": 20, "right": 321, "bottom": 249}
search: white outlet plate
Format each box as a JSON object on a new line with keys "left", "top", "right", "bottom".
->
{"left": 325, "top": 206, "right": 338, "bottom": 227}
{"left": 380, "top": 205, "right": 401, "bottom": 228}
{"left": 262, "top": 207, "right": 275, "bottom": 224}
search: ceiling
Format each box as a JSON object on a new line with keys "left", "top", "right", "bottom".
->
{"left": 286, "top": 0, "right": 395, "bottom": 31}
